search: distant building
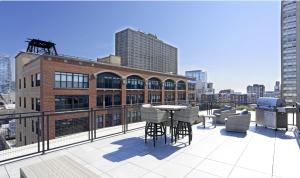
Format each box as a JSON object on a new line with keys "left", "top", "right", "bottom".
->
{"left": 264, "top": 91, "right": 279, "bottom": 98}
{"left": 218, "top": 89, "right": 234, "bottom": 103}
{"left": 247, "top": 84, "right": 265, "bottom": 99}
{"left": 247, "top": 93, "right": 257, "bottom": 104}
{"left": 274, "top": 81, "right": 280, "bottom": 92}
{"left": 0, "top": 54, "right": 12, "bottom": 93}
{"left": 200, "top": 94, "right": 218, "bottom": 103}
{"left": 230, "top": 94, "right": 248, "bottom": 105}
{"left": 185, "top": 70, "right": 214, "bottom": 102}
{"left": 97, "top": 55, "right": 121, "bottom": 66}
{"left": 206, "top": 82, "right": 215, "bottom": 94}
{"left": 115, "top": 28, "right": 178, "bottom": 74}
{"left": 262, "top": 81, "right": 281, "bottom": 98}
{"left": 185, "top": 70, "right": 207, "bottom": 83}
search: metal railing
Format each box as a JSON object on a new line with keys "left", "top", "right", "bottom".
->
{"left": 0, "top": 104, "right": 143, "bottom": 164}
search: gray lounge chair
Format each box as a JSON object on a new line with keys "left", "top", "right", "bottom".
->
{"left": 225, "top": 110, "right": 251, "bottom": 133}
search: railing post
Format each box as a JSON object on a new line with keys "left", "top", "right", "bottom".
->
{"left": 47, "top": 115, "right": 50, "bottom": 150}
{"left": 94, "top": 108, "right": 96, "bottom": 139}
{"left": 41, "top": 112, "right": 45, "bottom": 154}
{"left": 90, "top": 108, "right": 94, "bottom": 142}
{"left": 37, "top": 116, "right": 40, "bottom": 153}
{"left": 123, "top": 105, "right": 126, "bottom": 134}
{"left": 88, "top": 109, "right": 91, "bottom": 141}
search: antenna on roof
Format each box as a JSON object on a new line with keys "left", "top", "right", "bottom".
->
{"left": 26, "top": 38, "right": 58, "bottom": 55}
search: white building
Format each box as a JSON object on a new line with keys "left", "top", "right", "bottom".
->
{"left": 185, "top": 70, "right": 214, "bottom": 102}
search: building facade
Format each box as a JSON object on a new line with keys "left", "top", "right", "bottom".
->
{"left": 0, "top": 54, "right": 12, "bottom": 94}
{"left": 230, "top": 94, "right": 248, "bottom": 105}
{"left": 185, "top": 70, "right": 214, "bottom": 102}
{"left": 281, "top": 0, "right": 300, "bottom": 103}
{"left": 15, "top": 52, "right": 195, "bottom": 146}
{"left": 115, "top": 28, "right": 178, "bottom": 74}
{"left": 247, "top": 84, "right": 265, "bottom": 99}
{"left": 185, "top": 70, "right": 207, "bottom": 82}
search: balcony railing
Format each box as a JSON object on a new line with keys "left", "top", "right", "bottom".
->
{"left": 0, "top": 104, "right": 144, "bottom": 163}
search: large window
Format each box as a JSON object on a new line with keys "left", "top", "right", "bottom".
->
{"left": 97, "top": 72, "right": 121, "bottom": 89}
{"left": 114, "top": 95, "right": 121, "bottom": 105}
{"left": 97, "top": 94, "right": 121, "bottom": 107}
{"left": 31, "top": 75, "right": 34, "bottom": 87}
{"left": 31, "top": 98, "right": 34, "bottom": 110}
{"left": 148, "top": 93, "right": 161, "bottom": 103}
{"left": 148, "top": 78, "right": 161, "bottom": 89}
{"left": 97, "top": 95, "right": 103, "bottom": 107}
{"left": 55, "top": 117, "right": 88, "bottom": 137}
{"left": 188, "top": 82, "right": 195, "bottom": 90}
{"left": 105, "top": 95, "right": 112, "bottom": 107}
{"left": 126, "top": 94, "right": 144, "bottom": 104}
{"left": 126, "top": 75, "right": 144, "bottom": 89}
{"left": 55, "top": 72, "right": 89, "bottom": 88}
{"left": 35, "top": 73, "right": 40, "bottom": 86}
{"left": 164, "top": 79, "right": 175, "bottom": 90}
{"left": 178, "top": 92, "right": 186, "bottom": 100}
{"left": 35, "top": 98, "right": 40, "bottom": 111}
{"left": 55, "top": 95, "right": 89, "bottom": 111}
{"left": 23, "top": 77, "right": 26, "bottom": 88}
{"left": 177, "top": 81, "right": 186, "bottom": 90}
{"left": 165, "top": 92, "right": 175, "bottom": 102}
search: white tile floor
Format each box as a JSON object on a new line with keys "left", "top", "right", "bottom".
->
{"left": 0, "top": 114, "right": 299, "bottom": 178}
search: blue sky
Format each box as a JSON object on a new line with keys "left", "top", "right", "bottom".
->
{"left": 0, "top": 1, "right": 281, "bottom": 92}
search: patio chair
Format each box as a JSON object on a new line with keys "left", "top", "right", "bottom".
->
{"left": 225, "top": 109, "right": 251, "bottom": 133}
{"left": 173, "top": 106, "right": 199, "bottom": 145}
{"left": 214, "top": 108, "right": 236, "bottom": 124}
{"left": 141, "top": 107, "right": 169, "bottom": 147}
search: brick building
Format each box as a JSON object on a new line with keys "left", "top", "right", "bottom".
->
{"left": 15, "top": 52, "right": 195, "bottom": 146}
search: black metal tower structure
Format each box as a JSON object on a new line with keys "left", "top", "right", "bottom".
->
{"left": 26, "top": 39, "right": 58, "bottom": 55}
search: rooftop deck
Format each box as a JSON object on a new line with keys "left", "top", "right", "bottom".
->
{"left": 1, "top": 111, "right": 299, "bottom": 178}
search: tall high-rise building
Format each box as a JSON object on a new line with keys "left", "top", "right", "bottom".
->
{"left": 281, "top": 0, "right": 300, "bottom": 103}
{"left": 115, "top": 28, "right": 178, "bottom": 74}
{"left": 185, "top": 70, "right": 207, "bottom": 83}
{"left": 0, "top": 54, "right": 12, "bottom": 93}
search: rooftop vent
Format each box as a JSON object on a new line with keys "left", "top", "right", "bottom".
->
{"left": 26, "top": 38, "right": 58, "bottom": 55}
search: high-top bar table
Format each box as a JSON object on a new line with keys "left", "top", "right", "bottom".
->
{"left": 153, "top": 105, "right": 187, "bottom": 143}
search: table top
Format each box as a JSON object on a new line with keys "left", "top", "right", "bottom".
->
{"left": 153, "top": 105, "right": 187, "bottom": 111}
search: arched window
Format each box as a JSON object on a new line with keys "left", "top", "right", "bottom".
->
{"left": 177, "top": 81, "right": 186, "bottom": 90}
{"left": 97, "top": 72, "right": 121, "bottom": 89}
{"left": 148, "top": 77, "right": 161, "bottom": 89}
{"left": 164, "top": 79, "right": 175, "bottom": 90}
{"left": 126, "top": 75, "right": 144, "bottom": 89}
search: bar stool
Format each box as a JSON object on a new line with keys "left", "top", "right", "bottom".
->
{"left": 173, "top": 106, "right": 199, "bottom": 145}
{"left": 141, "top": 107, "right": 169, "bottom": 147}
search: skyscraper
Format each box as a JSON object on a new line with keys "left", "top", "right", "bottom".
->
{"left": 281, "top": 0, "right": 300, "bottom": 103}
{"left": 115, "top": 28, "right": 178, "bottom": 74}
{"left": 0, "top": 54, "right": 11, "bottom": 93}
